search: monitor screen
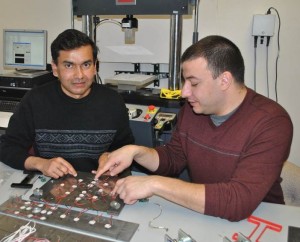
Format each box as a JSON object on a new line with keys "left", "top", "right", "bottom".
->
{"left": 3, "top": 29, "right": 47, "bottom": 71}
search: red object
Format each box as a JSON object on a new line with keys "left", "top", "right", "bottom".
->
{"left": 117, "top": 0, "right": 136, "bottom": 3}
{"left": 148, "top": 105, "right": 155, "bottom": 112}
{"left": 144, "top": 114, "right": 151, "bottom": 120}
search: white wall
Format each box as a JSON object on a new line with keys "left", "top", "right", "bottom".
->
{"left": 1, "top": 0, "right": 300, "bottom": 166}
{"left": 0, "top": 0, "right": 72, "bottom": 68}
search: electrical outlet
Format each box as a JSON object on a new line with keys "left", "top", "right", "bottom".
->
{"left": 252, "top": 14, "right": 275, "bottom": 36}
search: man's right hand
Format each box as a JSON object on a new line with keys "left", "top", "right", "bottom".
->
{"left": 93, "top": 145, "right": 135, "bottom": 179}
{"left": 25, "top": 156, "right": 77, "bottom": 179}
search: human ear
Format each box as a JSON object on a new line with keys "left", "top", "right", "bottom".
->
{"left": 51, "top": 61, "right": 58, "bottom": 77}
{"left": 94, "top": 59, "right": 99, "bottom": 75}
{"left": 220, "top": 71, "right": 232, "bottom": 90}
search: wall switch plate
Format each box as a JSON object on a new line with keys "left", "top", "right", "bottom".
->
{"left": 252, "top": 14, "right": 275, "bottom": 36}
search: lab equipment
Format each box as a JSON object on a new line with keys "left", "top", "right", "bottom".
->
{"left": 72, "top": 0, "right": 193, "bottom": 91}
{"left": 122, "top": 14, "right": 138, "bottom": 44}
{"left": 105, "top": 73, "right": 156, "bottom": 91}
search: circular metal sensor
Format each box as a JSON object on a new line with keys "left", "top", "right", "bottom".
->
{"left": 33, "top": 188, "right": 43, "bottom": 197}
{"left": 110, "top": 200, "right": 121, "bottom": 210}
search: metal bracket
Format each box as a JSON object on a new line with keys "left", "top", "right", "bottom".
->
{"left": 165, "top": 228, "right": 197, "bottom": 242}
{"left": 223, "top": 232, "right": 251, "bottom": 242}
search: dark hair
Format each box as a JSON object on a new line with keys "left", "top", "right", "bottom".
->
{"left": 181, "top": 35, "right": 245, "bottom": 84}
{"left": 51, "top": 29, "right": 98, "bottom": 64}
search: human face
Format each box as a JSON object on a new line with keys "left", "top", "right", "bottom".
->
{"left": 51, "top": 45, "right": 97, "bottom": 99}
{"left": 181, "top": 57, "right": 224, "bottom": 115}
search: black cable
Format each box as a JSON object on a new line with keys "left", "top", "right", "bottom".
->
{"left": 93, "top": 15, "right": 98, "bottom": 43}
{"left": 253, "top": 36, "right": 258, "bottom": 91}
{"left": 266, "top": 46, "right": 270, "bottom": 97}
{"left": 267, "top": 7, "right": 281, "bottom": 102}
{"left": 266, "top": 36, "right": 271, "bottom": 98}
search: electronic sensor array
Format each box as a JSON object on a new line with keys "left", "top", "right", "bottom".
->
{"left": 0, "top": 171, "right": 139, "bottom": 242}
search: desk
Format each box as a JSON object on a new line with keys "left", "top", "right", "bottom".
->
{"left": 0, "top": 162, "right": 299, "bottom": 242}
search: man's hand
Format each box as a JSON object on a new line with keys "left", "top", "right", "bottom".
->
{"left": 111, "top": 176, "right": 155, "bottom": 204}
{"left": 25, "top": 156, "right": 77, "bottom": 179}
{"left": 93, "top": 145, "right": 135, "bottom": 179}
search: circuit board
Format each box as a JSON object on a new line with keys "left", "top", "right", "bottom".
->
{"left": 0, "top": 196, "right": 139, "bottom": 242}
{"left": 30, "top": 171, "right": 124, "bottom": 215}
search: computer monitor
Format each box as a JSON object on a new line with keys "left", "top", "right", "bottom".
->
{"left": 3, "top": 29, "right": 47, "bottom": 72}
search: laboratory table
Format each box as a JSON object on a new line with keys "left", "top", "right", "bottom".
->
{"left": 0, "top": 162, "right": 299, "bottom": 242}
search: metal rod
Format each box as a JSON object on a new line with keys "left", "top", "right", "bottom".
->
{"left": 168, "top": 12, "right": 182, "bottom": 90}
{"left": 82, "top": 15, "right": 94, "bottom": 40}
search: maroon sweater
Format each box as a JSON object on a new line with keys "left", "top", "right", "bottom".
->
{"left": 155, "top": 88, "right": 293, "bottom": 221}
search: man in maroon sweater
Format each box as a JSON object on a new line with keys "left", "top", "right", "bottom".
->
{"left": 94, "top": 35, "right": 293, "bottom": 221}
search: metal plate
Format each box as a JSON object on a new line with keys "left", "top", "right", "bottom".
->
{"left": 30, "top": 171, "right": 124, "bottom": 215}
{"left": 0, "top": 197, "right": 139, "bottom": 242}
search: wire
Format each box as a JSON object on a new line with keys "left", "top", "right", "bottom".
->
{"left": 266, "top": 46, "right": 270, "bottom": 97}
{"left": 267, "top": 7, "right": 281, "bottom": 102}
{"left": 148, "top": 203, "right": 168, "bottom": 232}
{"left": 92, "top": 17, "right": 121, "bottom": 85}
{"left": 97, "top": 19, "right": 122, "bottom": 27}
{"left": 253, "top": 36, "right": 258, "bottom": 91}
{"left": 0, "top": 221, "right": 36, "bottom": 242}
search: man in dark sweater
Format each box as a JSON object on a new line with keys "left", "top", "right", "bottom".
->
{"left": 0, "top": 29, "right": 134, "bottom": 179}
{"left": 95, "top": 35, "right": 293, "bottom": 221}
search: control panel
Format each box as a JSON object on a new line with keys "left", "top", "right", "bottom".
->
{"left": 126, "top": 103, "right": 160, "bottom": 147}
{"left": 126, "top": 104, "right": 159, "bottom": 123}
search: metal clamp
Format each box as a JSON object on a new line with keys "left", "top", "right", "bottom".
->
{"left": 165, "top": 229, "right": 197, "bottom": 242}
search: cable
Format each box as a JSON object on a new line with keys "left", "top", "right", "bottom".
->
{"left": 266, "top": 46, "right": 270, "bottom": 97}
{"left": 92, "top": 17, "right": 122, "bottom": 85}
{"left": 97, "top": 19, "right": 122, "bottom": 27}
{"left": 253, "top": 36, "right": 258, "bottom": 91}
{"left": 0, "top": 221, "right": 36, "bottom": 242}
{"left": 267, "top": 7, "right": 281, "bottom": 102}
{"left": 148, "top": 203, "right": 169, "bottom": 232}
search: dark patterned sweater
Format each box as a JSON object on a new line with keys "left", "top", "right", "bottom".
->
{"left": 0, "top": 80, "right": 134, "bottom": 172}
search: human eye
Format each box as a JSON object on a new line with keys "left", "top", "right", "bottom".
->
{"left": 184, "top": 76, "right": 200, "bottom": 87}
{"left": 82, "top": 62, "right": 92, "bottom": 69}
{"left": 64, "top": 63, "right": 73, "bottom": 69}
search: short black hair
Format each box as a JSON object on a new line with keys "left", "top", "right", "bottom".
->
{"left": 51, "top": 29, "right": 98, "bottom": 64}
{"left": 181, "top": 35, "right": 245, "bottom": 84}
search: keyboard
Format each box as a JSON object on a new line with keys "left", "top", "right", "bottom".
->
{"left": 0, "top": 100, "right": 19, "bottom": 113}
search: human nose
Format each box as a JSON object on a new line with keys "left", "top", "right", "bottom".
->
{"left": 181, "top": 81, "right": 191, "bottom": 98}
{"left": 74, "top": 65, "right": 84, "bottom": 78}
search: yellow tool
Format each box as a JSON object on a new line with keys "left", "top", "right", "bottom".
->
{"left": 160, "top": 88, "right": 181, "bottom": 99}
